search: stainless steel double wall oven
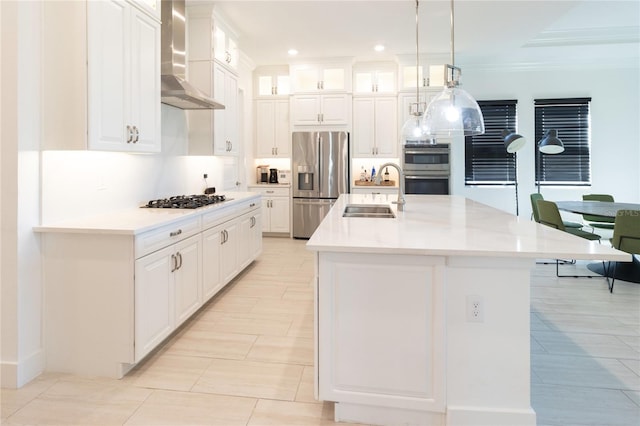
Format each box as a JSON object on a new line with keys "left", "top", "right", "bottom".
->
{"left": 402, "top": 143, "right": 451, "bottom": 195}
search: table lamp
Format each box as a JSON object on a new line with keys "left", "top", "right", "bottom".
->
{"left": 502, "top": 129, "right": 526, "bottom": 215}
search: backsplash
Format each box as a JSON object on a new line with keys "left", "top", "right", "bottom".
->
{"left": 41, "top": 106, "right": 228, "bottom": 224}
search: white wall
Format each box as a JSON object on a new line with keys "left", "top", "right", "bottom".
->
{"left": 1, "top": 0, "right": 45, "bottom": 388}
{"left": 450, "top": 64, "right": 640, "bottom": 218}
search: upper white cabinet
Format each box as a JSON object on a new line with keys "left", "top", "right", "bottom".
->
{"left": 187, "top": 5, "right": 239, "bottom": 156}
{"left": 254, "top": 65, "right": 290, "bottom": 97}
{"left": 291, "top": 63, "right": 351, "bottom": 93}
{"left": 213, "top": 19, "right": 238, "bottom": 71}
{"left": 353, "top": 62, "right": 396, "bottom": 94}
{"left": 291, "top": 94, "right": 351, "bottom": 126}
{"left": 86, "top": 0, "right": 161, "bottom": 152}
{"left": 255, "top": 99, "right": 290, "bottom": 157}
{"left": 213, "top": 62, "right": 239, "bottom": 155}
{"left": 399, "top": 64, "right": 428, "bottom": 92}
{"left": 353, "top": 96, "right": 398, "bottom": 157}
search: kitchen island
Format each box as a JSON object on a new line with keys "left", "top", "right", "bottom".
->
{"left": 307, "top": 194, "right": 629, "bottom": 426}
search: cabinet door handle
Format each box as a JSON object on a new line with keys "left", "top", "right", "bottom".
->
{"left": 169, "top": 229, "right": 182, "bottom": 237}
{"left": 133, "top": 126, "right": 139, "bottom": 143}
{"left": 275, "top": 147, "right": 278, "bottom": 155}
{"left": 171, "top": 254, "right": 177, "bottom": 272}
{"left": 126, "top": 125, "right": 133, "bottom": 143}
{"left": 177, "top": 252, "right": 183, "bottom": 270}
{"left": 220, "top": 230, "right": 225, "bottom": 244}
{"left": 317, "top": 81, "right": 321, "bottom": 90}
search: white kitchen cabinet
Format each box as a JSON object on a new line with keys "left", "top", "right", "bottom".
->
{"left": 39, "top": 194, "right": 262, "bottom": 378}
{"left": 87, "top": 0, "right": 161, "bottom": 153}
{"left": 353, "top": 96, "right": 398, "bottom": 157}
{"left": 291, "top": 63, "right": 351, "bottom": 93}
{"left": 214, "top": 62, "right": 239, "bottom": 155}
{"left": 134, "top": 244, "right": 174, "bottom": 362}
{"left": 317, "top": 252, "right": 446, "bottom": 414}
{"left": 255, "top": 66, "right": 290, "bottom": 97}
{"left": 256, "top": 99, "right": 290, "bottom": 157}
{"left": 249, "top": 186, "right": 290, "bottom": 234}
{"left": 292, "top": 94, "right": 350, "bottom": 126}
{"left": 134, "top": 232, "right": 202, "bottom": 361}
{"left": 213, "top": 19, "right": 238, "bottom": 71}
{"left": 353, "top": 63, "right": 396, "bottom": 94}
{"left": 239, "top": 210, "right": 262, "bottom": 270}
{"left": 399, "top": 64, "right": 428, "bottom": 91}
{"left": 186, "top": 60, "right": 239, "bottom": 156}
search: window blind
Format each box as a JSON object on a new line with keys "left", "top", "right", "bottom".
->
{"left": 465, "top": 100, "right": 517, "bottom": 185}
{"left": 535, "top": 98, "right": 591, "bottom": 186}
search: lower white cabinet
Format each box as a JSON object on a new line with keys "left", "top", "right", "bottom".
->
{"left": 40, "top": 195, "right": 261, "bottom": 378}
{"left": 249, "top": 185, "right": 290, "bottom": 234}
{"left": 134, "top": 233, "right": 202, "bottom": 361}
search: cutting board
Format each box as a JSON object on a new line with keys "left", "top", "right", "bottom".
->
{"left": 354, "top": 180, "right": 396, "bottom": 186}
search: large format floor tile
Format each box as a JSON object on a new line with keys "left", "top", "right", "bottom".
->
{"left": 2, "top": 238, "right": 639, "bottom": 426}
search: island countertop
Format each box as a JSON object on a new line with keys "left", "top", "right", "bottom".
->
{"left": 307, "top": 194, "right": 629, "bottom": 261}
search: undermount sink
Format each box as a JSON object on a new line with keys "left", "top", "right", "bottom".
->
{"left": 342, "top": 204, "right": 395, "bottom": 218}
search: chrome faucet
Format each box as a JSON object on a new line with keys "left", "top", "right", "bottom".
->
{"left": 374, "top": 162, "right": 405, "bottom": 211}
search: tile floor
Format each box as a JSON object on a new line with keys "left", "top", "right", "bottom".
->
{"left": 1, "top": 237, "right": 639, "bottom": 426}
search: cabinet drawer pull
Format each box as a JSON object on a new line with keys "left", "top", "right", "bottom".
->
{"left": 266, "top": 190, "right": 274, "bottom": 194}
{"left": 170, "top": 229, "right": 182, "bottom": 237}
{"left": 250, "top": 202, "right": 256, "bottom": 207}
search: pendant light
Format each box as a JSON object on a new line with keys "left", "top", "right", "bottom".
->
{"left": 400, "top": 0, "right": 431, "bottom": 144}
{"left": 422, "top": 0, "right": 484, "bottom": 137}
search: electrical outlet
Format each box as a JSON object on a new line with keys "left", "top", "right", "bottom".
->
{"left": 466, "top": 295, "right": 484, "bottom": 323}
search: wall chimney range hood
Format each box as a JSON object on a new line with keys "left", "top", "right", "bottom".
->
{"left": 161, "top": 0, "right": 224, "bottom": 110}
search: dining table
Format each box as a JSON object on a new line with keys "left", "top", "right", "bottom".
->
{"left": 555, "top": 200, "right": 640, "bottom": 283}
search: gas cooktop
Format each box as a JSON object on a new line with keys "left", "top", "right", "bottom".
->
{"left": 143, "top": 194, "right": 230, "bottom": 209}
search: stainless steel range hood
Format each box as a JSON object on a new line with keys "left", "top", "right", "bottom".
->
{"left": 161, "top": 0, "right": 224, "bottom": 110}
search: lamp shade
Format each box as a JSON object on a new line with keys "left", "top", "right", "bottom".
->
{"left": 502, "top": 129, "right": 526, "bottom": 153}
{"left": 538, "top": 129, "right": 564, "bottom": 154}
{"left": 422, "top": 86, "right": 485, "bottom": 136}
{"left": 401, "top": 113, "right": 432, "bottom": 144}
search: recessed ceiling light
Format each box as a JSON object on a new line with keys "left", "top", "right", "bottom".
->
{"left": 288, "top": 49, "right": 298, "bottom": 56}
{"left": 374, "top": 44, "right": 385, "bottom": 52}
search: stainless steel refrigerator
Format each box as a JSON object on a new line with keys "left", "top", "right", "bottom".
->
{"left": 292, "top": 131, "right": 350, "bottom": 239}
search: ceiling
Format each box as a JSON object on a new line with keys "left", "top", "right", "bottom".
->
{"left": 187, "top": 0, "right": 640, "bottom": 68}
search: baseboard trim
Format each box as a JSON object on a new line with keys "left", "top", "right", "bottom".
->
{"left": 1, "top": 349, "right": 44, "bottom": 388}
{"left": 446, "top": 405, "right": 536, "bottom": 426}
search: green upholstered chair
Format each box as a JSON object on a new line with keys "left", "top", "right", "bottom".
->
{"left": 530, "top": 193, "right": 582, "bottom": 228}
{"left": 537, "top": 200, "right": 605, "bottom": 279}
{"left": 607, "top": 210, "right": 640, "bottom": 293}
{"left": 582, "top": 194, "right": 615, "bottom": 230}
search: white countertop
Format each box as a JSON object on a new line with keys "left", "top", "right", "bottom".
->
{"left": 34, "top": 192, "right": 260, "bottom": 236}
{"left": 307, "top": 194, "right": 630, "bottom": 261}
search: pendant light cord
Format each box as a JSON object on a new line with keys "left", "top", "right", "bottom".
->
{"left": 449, "top": 0, "right": 455, "bottom": 66}
{"left": 415, "top": 0, "right": 421, "bottom": 108}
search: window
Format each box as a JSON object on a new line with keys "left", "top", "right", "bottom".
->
{"left": 535, "top": 98, "right": 591, "bottom": 186}
{"left": 465, "top": 100, "right": 518, "bottom": 185}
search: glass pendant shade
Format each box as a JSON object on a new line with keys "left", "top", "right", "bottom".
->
{"left": 538, "top": 129, "right": 564, "bottom": 154}
{"left": 401, "top": 113, "right": 431, "bottom": 144}
{"left": 502, "top": 130, "right": 526, "bottom": 153}
{"left": 422, "top": 86, "right": 485, "bottom": 136}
